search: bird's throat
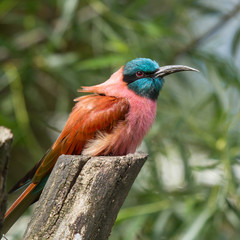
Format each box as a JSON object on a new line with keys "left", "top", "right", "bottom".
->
{"left": 127, "top": 78, "right": 164, "bottom": 100}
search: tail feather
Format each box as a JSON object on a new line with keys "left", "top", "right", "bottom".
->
{"left": 8, "top": 150, "right": 50, "bottom": 194}
{"left": 1, "top": 183, "right": 39, "bottom": 234}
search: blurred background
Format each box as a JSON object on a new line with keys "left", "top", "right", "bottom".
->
{"left": 1, "top": 0, "right": 240, "bottom": 239}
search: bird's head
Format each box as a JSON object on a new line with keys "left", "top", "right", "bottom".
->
{"left": 123, "top": 58, "right": 198, "bottom": 100}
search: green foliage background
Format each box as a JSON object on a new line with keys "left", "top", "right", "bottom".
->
{"left": 1, "top": 0, "right": 240, "bottom": 239}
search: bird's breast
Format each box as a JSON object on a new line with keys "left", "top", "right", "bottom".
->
{"left": 82, "top": 96, "right": 157, "bottom": 156}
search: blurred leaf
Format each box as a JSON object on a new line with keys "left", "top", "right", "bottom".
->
{"left": 75, "top": 54, "right": 126, "bottom": 70}
{"left": 116, "top": 200, "right": 169, "bottom": 223}
{"left": 0, "top": 0, "right": 18, "bottom": 18}
{"left": 231, "top": 27, "right": 240, "bottom": 57}
{"left": 192, "top": 3, "right": 221, "bottom": 15}
{"left": 51, "top": 0, "right": 79, "bottom": 46}
{"left": 181, "top": 208, "right": 215, "bottom": 240}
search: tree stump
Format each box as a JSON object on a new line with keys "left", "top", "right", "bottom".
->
{"left": 23, "top": 152, "right": 148, "bottom": 240}
{"left": 0, "top": 127, "right": 13, "bottom": 232}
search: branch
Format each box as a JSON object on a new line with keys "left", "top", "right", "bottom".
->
{"left": 0, "top": 127, "right": 13, "bottom": 232}
{"left": 23, "top": 153, "right": 148, "bottom": 240}
{"left": 173, "top": 4, "right": 240, "bottom": 60}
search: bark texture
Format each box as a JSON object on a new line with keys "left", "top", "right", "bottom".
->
{"left": 23, "top": 152, "right": 148, "bottom": 240}
{"left": 0, "top": 126, "right": 13, "bottom": 232}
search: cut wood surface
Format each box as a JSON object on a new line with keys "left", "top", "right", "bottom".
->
{"left": 23, "top": 152, "right": 148, "bottom": 240}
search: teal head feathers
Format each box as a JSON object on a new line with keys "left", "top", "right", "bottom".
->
{"left": 123, "top": 58, "right": 198, "bottom": 100}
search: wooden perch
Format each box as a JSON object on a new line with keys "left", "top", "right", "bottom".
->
{"left": 23, "top": 152, "right": 148, "bottom": 240}
{"left": 0, "top": 126, "right": 13, "bottom": 232}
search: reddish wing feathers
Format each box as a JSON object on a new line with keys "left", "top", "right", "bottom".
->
{"left": 32, "top": 95, "right": 130, "bottom": 183}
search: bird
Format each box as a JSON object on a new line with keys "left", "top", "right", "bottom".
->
{"left": 2, "top": 58, "right": 198, "bottom": 233}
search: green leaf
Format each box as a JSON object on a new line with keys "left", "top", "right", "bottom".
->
{"left": 231, "top": 27, "right": 240, "bottom": 57}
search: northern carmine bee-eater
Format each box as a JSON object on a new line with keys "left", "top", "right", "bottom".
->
{"left": 2, "top": 58, "right": 198, "bottom": 233}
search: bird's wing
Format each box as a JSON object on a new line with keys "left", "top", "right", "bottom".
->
{"left": 32, "top": 94, "right": 130, "bottom": 183}
{"left": 3, "top": 94, "right": 130, "bottom": 233}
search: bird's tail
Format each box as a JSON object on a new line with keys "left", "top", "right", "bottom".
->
{"left": 1, "top": 182, "right": 40, "bottom": 234}
{"left": 1, "top": 148, "right": 58, "bottom": 234}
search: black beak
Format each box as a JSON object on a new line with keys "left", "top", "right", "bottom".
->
{"left": 154, "top": 65, "right": 199, "bottom": 78}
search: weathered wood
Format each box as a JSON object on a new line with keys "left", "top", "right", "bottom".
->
{"left": 23, "top": 152, "right": 148, "bottom": 240}
{"left": 0, "top": 126, "right": 13, "bottom": 232}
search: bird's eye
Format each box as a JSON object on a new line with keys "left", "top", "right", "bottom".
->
{"left": 136, "top": 71, "right": 144, "bottom": 78}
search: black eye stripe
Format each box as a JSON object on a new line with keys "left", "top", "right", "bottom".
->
{"left": 123, "top": 71, "right": 157, "bottom": 84}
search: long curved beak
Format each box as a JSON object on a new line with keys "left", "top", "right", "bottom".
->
{"left": 155, "top": 65, "right": 199, "bottom": 78}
